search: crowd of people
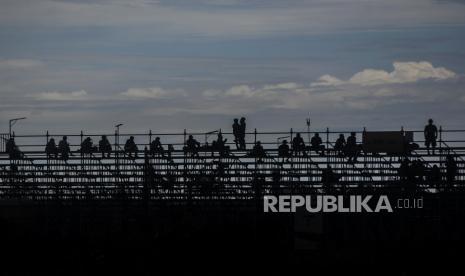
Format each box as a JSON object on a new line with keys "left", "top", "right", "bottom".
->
{"left": 1, "top": 118, "right": 461, "bottom": 183}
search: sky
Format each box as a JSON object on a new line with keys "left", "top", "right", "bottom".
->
{"left": 1, "top": 0, "right": 465, "bottom": 136}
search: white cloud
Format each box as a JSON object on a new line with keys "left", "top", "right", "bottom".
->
{"left": 222, "top": 82, "right": 303, "bottom": 99}
{"left": 35, "top": 90, "right": 88, "bottom": 101}
{"left": 121, "top": 87, "right": 168, "bottom": 99}
{"left": 312, "top": 61, "right": 456, "bottom": 87}
{"left": 121, "top": 87, "right": 186, "bottom": 99}
{"left": 0, "top": 59, "right": 43, "bottom": 69}
{"left": 310, "top": 74, "right": 344, "bottom": 87}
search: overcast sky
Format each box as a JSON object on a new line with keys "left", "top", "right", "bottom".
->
{"left": 1, "top": 0, "right": 465, "bottom": 136}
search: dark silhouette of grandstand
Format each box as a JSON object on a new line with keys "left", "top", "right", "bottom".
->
{"left": 1, "top": 125, "right": 463, "bottom": 199}
{"left": 1, "top": 122, "right": 465, "bottom": 274}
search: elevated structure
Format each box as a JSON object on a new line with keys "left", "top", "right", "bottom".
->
{"left": 0, "top": 128, "right": 464, "bottom": 201}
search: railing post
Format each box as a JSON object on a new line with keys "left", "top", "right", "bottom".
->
{"left": 149, "top": 129, "right": 152, "bottom": 146}
{"left": 363, "top": 127, "right": 367, "bottom": 165}
{"left": 183, "top": 129, "right": 187, "bottom": 145}
{"left": 254, "top": 128, "right": 257, "bottom": 144}
{"left": 46, "top": 130, "right": 49, "bottom": 145}
{"left": 326, "top": 127, "right": 329, "bottom": 165}
{"left": 439, "top": 125, "right": 443, "bottom": 157}
{"left": 326, "top": 127, "right": 329, "bottom": 152}
{"left": 115, "top": 129, "right": 119, "bottom": 172}
{"left": 80, "top": 130, "right": 84, "bottom": 159}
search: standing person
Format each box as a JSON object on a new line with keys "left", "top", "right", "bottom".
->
{"left": 98, "top": 135, "right": 112, "bottom": 158}
{"left": 232, "top": 118, "right": 241, "bottom": 150}
{"left": 239, "top": 117, "right": 247, "bottom": 150}
{"left": 58, "top": 136, "right": 72, "bottom": 160}
{"left": 424, "top": 118, "right": 438, "bottom": 155}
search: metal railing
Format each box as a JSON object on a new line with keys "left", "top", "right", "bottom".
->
{"left": 0, "top": 127, "right": 464, "bottom": 201}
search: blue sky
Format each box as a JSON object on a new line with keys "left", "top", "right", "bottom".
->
{"left": 1, "top": 0, "right": 465, "bottom": 135}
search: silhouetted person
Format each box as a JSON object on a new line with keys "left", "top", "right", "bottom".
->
{"left": 239, "top": 117, "right": 246, "bottom": 150}
{"left": 45, "top": 138, "right": 58, "bottom": 158}
{"left": 322, "top": 165, "right": 339, "bottom": 189}
{"left": 424, "top": 118, "right": 438, "bottom": 155}
{"left": 80, "top": 137, "right": 94, "bottom": 155}
{"left": 6, "top": 138, "right": 21, "bottom": 159}
{"left": 278, "top": 140, "right": 290, "bottom": 161}
{"left": 346, "top": 132, "right": 358, "bottom": 162}
{"left": 310, "top": 132, "right": 325, "bottom": 156}
{"left": 186, "top": 135, "right": 200, "bottom": 157}
{"left": 58, "top": 136, "right": 72, "bottom": 160}
{"left": 232, "top": 118, "right": 241, "bottom": 150}
{"left": 98, "top": 135, "right": 112, "bottom": 158}
{"left": 212, "top": 132, "right": 228, "bottom": 156}
{"left": 124, "top": 136, "right": 138, "bottom": 157}
{"left": 446, "top": 155, "right": 458, "bottom": 185}
{"left": 251, "top": 141, "right": 266, "bottom": 162}
{"left": 292, "top": 133, "right": 306, "bottom": 157}
{"left": 334, "top": 134, "right": 346, "bottom": 156}
{"left": 150, "top": 137, "right": 164, "bottom": 157}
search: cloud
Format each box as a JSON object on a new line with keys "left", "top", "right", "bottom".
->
{"left": 121, "top": 87, "right": 186, "bottom": 99}
{"left": 0, "top": 59, "right": 43, "bottom": 69}
{"left": 35, "top": 90, "right": 88, "bottom": 101}
{"left": 312, "top": 61, "right": 456, "bottom": 87}
{"left": 222, "top": 82, "right": 302, "bottom": 98}
{"left": 310, "top": 75, "right": 345, "bottom": 87}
